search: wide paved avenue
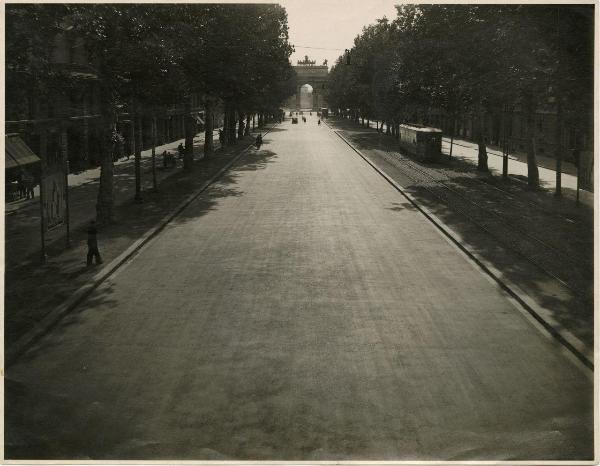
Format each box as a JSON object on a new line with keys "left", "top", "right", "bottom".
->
{"left": 6, "top": 115, "right": 592, "bottom": 460}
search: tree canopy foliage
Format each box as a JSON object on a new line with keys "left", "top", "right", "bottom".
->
{"left": 6, "top": 3, "right": 295, "bottom": 222}
{"left": 326, "top": 5, "right": 593, "bottom": 181}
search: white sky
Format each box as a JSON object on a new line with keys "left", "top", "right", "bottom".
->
{"left": 278, "top": 0, "right": 400, "bottom": 68}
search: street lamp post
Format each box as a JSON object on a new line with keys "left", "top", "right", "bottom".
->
{"left": 61, "top": 123, "right": 71, "bottom": 247}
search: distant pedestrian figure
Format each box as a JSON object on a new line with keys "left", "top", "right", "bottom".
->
{"left": 162, "top": 150, "right": 175, "bottom": 168}
{"left": 177, "top": 143, "right": 185, "bottom": 159}
{"left": 255, "top": 134, "right": 263, "bottom": 149}
{"left": 218, "top": 129, "right": 225, "bottom": 146}
{"left": 318, "top": 119, "right": 321, "bottom": 125}
{"left": 86, "top": 220, "right": 103, "bottom": 266}
{"left": 22, "top": 169, "right": 35, "bottom": 199}
{"left": 17, "top": 169, "right": 26, "bottom": 199}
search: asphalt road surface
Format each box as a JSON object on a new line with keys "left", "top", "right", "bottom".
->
{"left": 6, "top": 115, "right": 593, "bottom": 460}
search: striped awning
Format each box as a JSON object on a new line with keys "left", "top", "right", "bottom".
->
{"left": 5, "top": 134, "right": 41, "bottom": 169}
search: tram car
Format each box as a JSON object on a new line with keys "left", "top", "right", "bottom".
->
{"left": 398, "top": 124, "right": 442, "bottom": 162}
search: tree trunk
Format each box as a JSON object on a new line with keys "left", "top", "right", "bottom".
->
{"left": 129, "top": 113, "right": 135, "bottom": 160}
{"left": 183, "top": 101, "right": 195, "bottom": 170}
{"left": 501, "top": 108, "right": 508, "bottom": 179}
{"left": 449, "top": 114, "right": 456, "bottom": 160}
{"left": 204, "top": 101, "right": 214, "bottom": 156}
{"left": 158, "top": 117, "right": 164, "bottom": 145}
{"left": 228, "top": 108, "right": 237, "bottom": 144}
{"left": 224, "top": 104, "right": 232, "bottom": 144}
{"left": 223, "top": 107, "right": 229, "bottom": 145}
{"left": 386, "top": 120, "right": 391, "bottom": 135}
{"left": 476, "top": 106, "right": 489, "bottom": 172}
{"left": 133, "top": 114, "right": 143, "bottom": 201}
{"left": 554, "top": 99, "right": 563, "bottom": 196}
{"left": 524, "top": 94, "right": 540, "bottom": 188}
{"left": 151, "top": 116, "right": 157, "bottom": 191}
{"left": 96, "top": 116, "right": 117, "bottom": 224}
{"left": 238, "top": 113, "right": 245, "bottom": 139}
{"left": 245, "top": 114, "right": 251, "bottom": 136}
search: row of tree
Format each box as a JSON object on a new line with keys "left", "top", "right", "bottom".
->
{"left": 326, "top": 5, "right": 593, "bottom": 190}
{"left": 6, "top": 4, "right": 296, "bottom": 223}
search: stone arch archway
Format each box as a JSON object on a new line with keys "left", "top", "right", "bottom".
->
{"left": 286, "top": 57, "right": 329, "bottom": 111}
{"left": 299, "top": 83, "right": 314, "bottom": 109}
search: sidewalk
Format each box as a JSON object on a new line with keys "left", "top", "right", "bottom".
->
{"left": 440, "top": 137, "right": 583, "bottom": 193}
{"left": 5, "top": 125, "right": 268, "bottom": 349}
{"left": 5, "top": 129, "right": 222, "bottom": 215}
{"left": 5, "top": 129, "right": 221, "bottom": 269}
{"left": 329, "top": 117, "right": 593, "bottom": 356}
{"left": 365, "top": 120, "right": 591, "bottom": 203}
{"left": 443, "top": 137, "right": 579, "bottom": 177}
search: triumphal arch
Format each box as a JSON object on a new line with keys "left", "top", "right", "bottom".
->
{"left": 287, "top": 55, "right": 329, "bottom": 111}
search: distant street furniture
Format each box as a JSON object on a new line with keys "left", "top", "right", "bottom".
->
{"left": 398, "top": 124, "right": 443, "bottom": 162}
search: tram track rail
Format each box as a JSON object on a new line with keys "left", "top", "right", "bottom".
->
{"left": 335, "top": 130, "right": 591, "bottom": 296}
{"left": 453, "top": 174, "right": 581, "bottom": 225}
{"left": 382, "top": 151, "right": 588, "bottom": 293}
{"left": 449, "top": 175, "right": 592, "bottom": 269}
{"left": 387, "top": 152, "right": 591, "bottom": 267}
{"left": 372, "top": 123, "right": 584, "bottom": 225}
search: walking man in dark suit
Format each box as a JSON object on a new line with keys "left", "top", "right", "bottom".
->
{"left": 86, "top": 220, "right": 103, "bottom": 266}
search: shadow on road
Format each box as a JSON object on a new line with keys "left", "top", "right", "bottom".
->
{"left": 168, "top": 149, "right": 278, "bottom": 227}
{"left": 5, "top": 143, "right": 282, "bottom": 460}
{"left": 329, "top": 118, "right": 594, "bottom": 349}
{"left": 4, "top": 140, "right": 278, "bottom": 351}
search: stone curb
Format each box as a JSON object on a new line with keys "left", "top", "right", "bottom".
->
{"left": 6, "top": 125, "right": 277, "bottom": 366}
{"left": 330, "top": 126, "right": 593, "bottom": 371}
